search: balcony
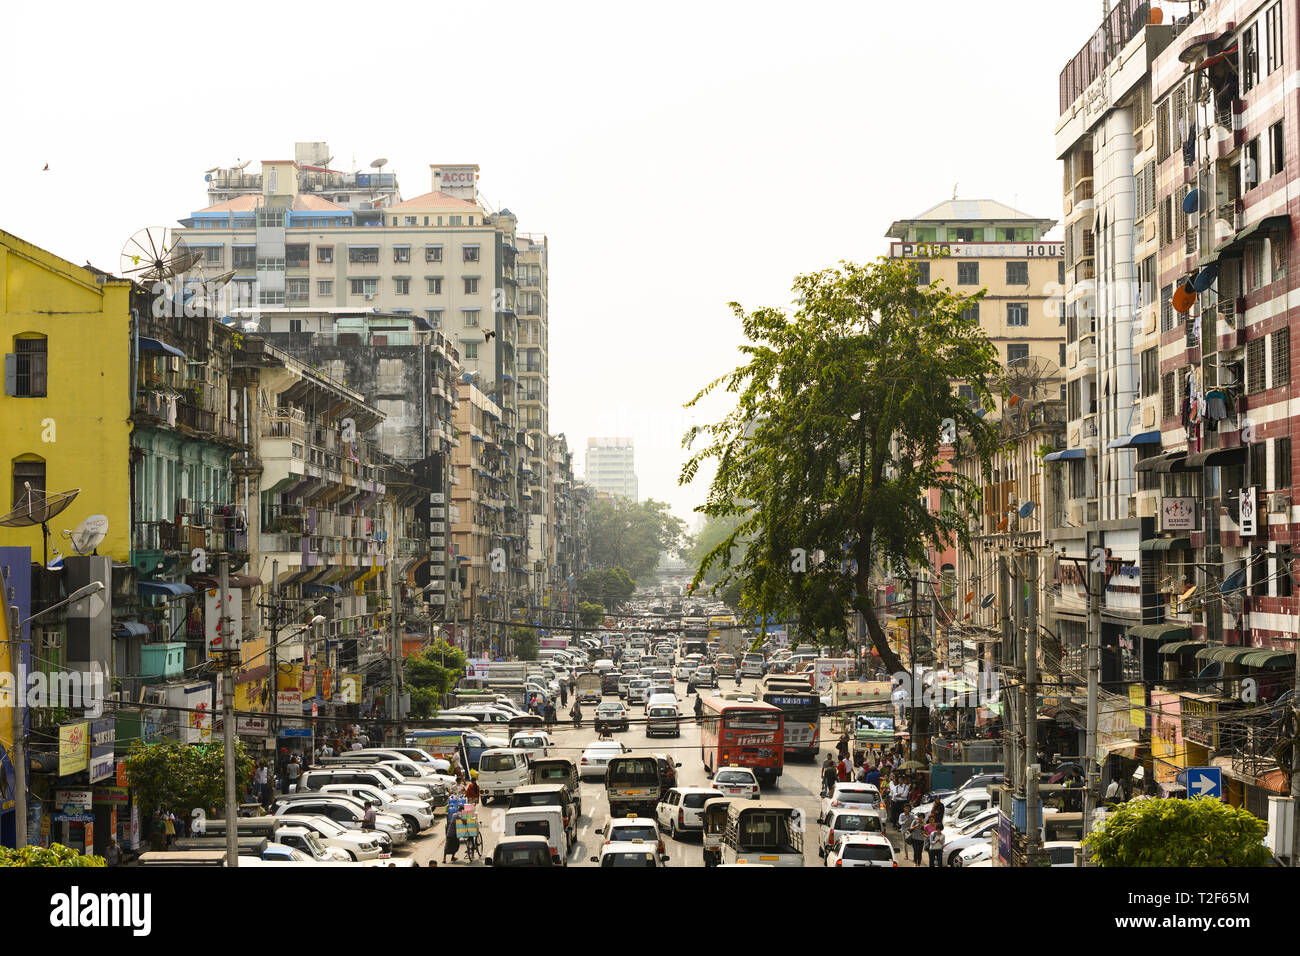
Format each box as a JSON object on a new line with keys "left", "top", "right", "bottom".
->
{"left": 134, "top": 520, "right": 183, "bottom": 553}
{"left": 177, "top": 399, "right": 216, "bottom": 434}
{"left": 263, "top": 408, "right": 307, "bottom": 440}
{"left": 1074, "top": 259, "right": 1095, "bottom": 282}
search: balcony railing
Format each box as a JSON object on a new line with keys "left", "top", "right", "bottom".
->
{"left": 1074, "top": 259, "right": 1095, "bottom": 282}
{"left": 177, "top": 400, "right": 216, "bottom": 434}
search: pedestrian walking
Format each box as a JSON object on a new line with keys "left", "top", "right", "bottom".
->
{"left": 286, "top": 754, "right": 301, "bottom": 791}
{"left": 836, "top": 732, "right": 849, "bottom": 761}
{"left": 162, "top": 810, "right": 176, "bottom": 847}
{"left": 907, "top": 811, "right": 926, "bottom": 865}
{"left": 930, "top": 795, "right": 945, "bottom": 826}
{"left": 443, "top": 808, "right": 461, "bottom": 863}
{"left": 363, "top": 802, "right": 377, "bottom": 829}
{"left": 820, "top": 753, "right": 837, "bottom": 798}
{"left": 544, "top": 701, "right": 557, "bottom": 732}
{"left": 889, "top": 777, "right": 908, "bottom": 828}
{"left": 559, "top": 683, "right": 568, "bottom": 707}
{"left": 927, "top": 824, "right": 946, "bottom": 867}
{"left": 104, "top": 838, "right": 122, "bottom": 867}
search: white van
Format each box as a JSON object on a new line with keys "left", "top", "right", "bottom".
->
{"left": 502, "top": 806, "right": 569, "bottom": 866}
{"left": 477, "top": 748, "right": 533, "bottom": 804}
{"left": 646, "top": 697, "right": 681, "bottom": 738}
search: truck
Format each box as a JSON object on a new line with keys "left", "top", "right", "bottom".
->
{"left": 576, "top": 673, "right": 603, "bottom": 704}
{"left": 487, "top": 662, "right": 530, "bottom": 682}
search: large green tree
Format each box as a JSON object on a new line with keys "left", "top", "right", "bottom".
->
{"left": 576, "top": 567, "right": 636, "bottom": 610}
{"left": 681, "top": 258, "right": 1002, "bottom": 737}
{"left": 1083, "top": 797, "right": 1272, "bottom": 867}
{"left": 124, "top": 739, "right": 254, "bottom": 828}
{"left": 578, "top": 601, "right": 606, "bottom": 627}
{"left": 586, "top": 497, "right": 688, "bottom": 581}
{"left": 404, "top": 637, "right": 467, "bottom": 717}
{"left": 686, "top": 513, "right": 747, "bottom": 588}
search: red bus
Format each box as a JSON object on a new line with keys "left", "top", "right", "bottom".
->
{"left": 699, "top": 696, "right": 784, "bottom": 784}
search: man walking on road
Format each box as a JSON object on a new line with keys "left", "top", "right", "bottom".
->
{"left": 889, "top": 777, "right": 909, "bottom": 829}
{"left": 821, "top": 753, "right": 837, "bottom": 798}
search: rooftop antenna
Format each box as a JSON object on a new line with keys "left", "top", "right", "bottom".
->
{"left": 119, "top": 227, "right": 202, "bottom": 283}
{"left": 953, "top": 183, "right": 959, "bottom": 200}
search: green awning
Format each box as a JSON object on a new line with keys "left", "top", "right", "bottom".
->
{"left": 1240, "top": 649, "right": 1294, "bottom": 668}
{"left": 1158, "top": 640, "right": 1207, "bottom": 656}
{"left": 1208, "top": 214, "right": 1291, "bottom": 263}
{"left": 1195, "top": 645, "right": 1257, "bottom": 664}
{"left": 1130, "top": 623, "right": 1193, "bottom": 642}
{"left": 1140, "top": 537, "right": 1192, "bottom": 551}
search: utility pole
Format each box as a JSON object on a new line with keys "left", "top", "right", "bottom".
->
{"left": 268, "top": 559, "right": 279, "bottom": 739}
{"left": 1025, "top": 549, "right": 1041, "bottom": 867}
{"left": 909, "top": 573, "right": 918, "bottom": 762}
{"left": 999, "top": 553, "right": 1014, "bottom": 817}
{"left": 1084, "top": 532, "right": 1103, "bottom": 845}
{"left": 1010, "top": 554, "right": 1024, "bottom": 819}
{"left": 218, "top": 555, "right": 239, "bottom": 867}
{"left": 390, "top": 575, "right": 401, "bottom": 746}
{"left": 7, "top": 599, "right": 27, "bottom": 848}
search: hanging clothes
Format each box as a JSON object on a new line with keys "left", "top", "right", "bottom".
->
{"left": 1205, "top": 389, "right": 1228, "bottom": 421}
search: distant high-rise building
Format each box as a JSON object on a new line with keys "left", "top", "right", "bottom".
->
{"left": 585, "top": 437, "right": 638, "bottom": 501}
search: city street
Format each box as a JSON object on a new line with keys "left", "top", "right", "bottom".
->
{"left": 412, "top": 677, "right": 916, "bottom": 868}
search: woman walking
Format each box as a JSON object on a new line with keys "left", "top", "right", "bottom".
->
{"left": 442, "top": 807, "right": 461, "bottom": 864}
{"left": 907, "top": 809, "right": 926, "bottom": 866}
{"left": 927, "top": 823, "right": 946, "bottom": 867}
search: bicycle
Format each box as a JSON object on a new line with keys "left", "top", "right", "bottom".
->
{"left": 456, "top": 810, "right": 482, "bottom": 862}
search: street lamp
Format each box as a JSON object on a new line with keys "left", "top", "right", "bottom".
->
{"left": 6, "top": 580, "right": 105, "bottom": 848}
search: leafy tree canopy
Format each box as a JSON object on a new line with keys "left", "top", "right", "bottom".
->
{"left": 578, "top": 601, "right": 606, "bottom": 627}
{"left": 1082, "top": 797, "right": 1273, "bottom": 867}
{"left": 587, "top": 497, "right": 688, "bottom": 581}
{"left": 124, "top": 739, "right": 254, "bottom": 825}
{"left": 681, "top": 257, "right": 1003, "bottom": 670}
{"left": 512, "top": 627, "right": 539, "bottom": 661}
{"left": 405, "top": 638, "right": 468, "bottom": 718}
{"left": 0, "top": 844, "right": 105, "bottom": 867}
{"left": 576, "top": 567, "right": 636, "bottom": 610}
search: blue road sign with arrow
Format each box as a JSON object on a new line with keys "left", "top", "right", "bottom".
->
{"left": 1186, "top": 766, "right": 1221, "bottom": 799}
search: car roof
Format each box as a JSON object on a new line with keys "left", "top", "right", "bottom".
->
{"left": 608, "top": 816, "right": 657, "bottom": 827}
{"left": 672, "top": 787, "right": 724, "bottom": 795}
{"left": 716, "top": 766, "right": 757, "bottom": 775}
{"left": 512, "top": 784, "right": 567, "bottom": 795}
{"left": 497, "top": 835, "right": 550, "bottom": 847}
{"left": 602, "top": 840, "right": 656, "bottom": 854}
{"left": 838, "top": 832, "right": 891, "bottom": 845}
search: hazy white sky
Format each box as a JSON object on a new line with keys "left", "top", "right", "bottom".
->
{"left": 3, "top": 0, "right": 1106, "bottom": 526}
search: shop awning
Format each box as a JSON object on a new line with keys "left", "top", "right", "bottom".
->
{"left": 1195, "top": 645, "right": 1257, "bottom": 664}
{"left": 112, "top": 621, "right": 150, "bottom": 638}
{"left": 1129, "top": 622, "right": 1193, "bottom": 642}
{"left": 1139, "top": 537, "right": 1191, "bottom": 551}
{"left": 1097, "top": 740, "right": 1140, "bottom": 758}
{"left": 1185, "top": 446, "right": 1247, "bottom": 468}
{"left": 1043, "top": 449, "right": 1086, "bottom": 462}
{"left": 1107, "top": 430, "right": 1162, "bottom": 449}
{"left": 1240, "top": 648, "right": 1294, "bottom": 668}
{"left": 303, "top": 582, "right": 343, "bottom": 596}
{"left": 138, "top": 580, "right": 194, "bottom": 598}
{"left": 1211, "top": 214, "right": 1291, "bottom": 262}
{"left": 1135, "top": 450, "right": 1190, "bottom": 473}
{"left": 1158, "top": 640, "right": 1207, "bottom": 656}
{"left": 188, "top": 574, "right": 265, "bottom": 590}
{"left": 138, "top": 337, "right": 187, "bottom": 361}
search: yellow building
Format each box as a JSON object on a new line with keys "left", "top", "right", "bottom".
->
{"left": 0, "top": 230, "right": 133, "bottom": 561}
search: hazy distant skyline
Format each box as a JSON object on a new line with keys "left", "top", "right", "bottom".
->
{"left": 3, "top": 1, "right": 1107, "bottom": 526}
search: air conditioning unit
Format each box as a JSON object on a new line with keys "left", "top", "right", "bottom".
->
{"left": 365, "top": 293, "right": 376, "bottom": 301}
{"left": 1268, "top": 493, "right": 1289, "bottom": 513}
{"left": 176, "top": 497, "right": 193, "bottom": 517}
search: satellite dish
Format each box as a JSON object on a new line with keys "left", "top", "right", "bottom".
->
{"left": 235, "top": 160, "right": 250, "bottom": 170}
{"left": 0, "top": 484, "right": 80, "bottom": 567}
{"left": 1018, "top": 500, "right": 1036, "bottom": 518}
{"left": 204, "top": 166, "right": 220, "bottom": 174}
{"left": 120, "top": 228, "right": 201, "bottom": 282}
{"left": 370, "top": 158, "right": 388, "bottom": 169}
{"left": 980, "top": 593, "right": 996, "bottom": 609}
{"left": 1193, "top": 263, "right": 1219, "bottom": 293}
{"left": 68, "top": 514, "right": 109, "bottom": 555}
{"left": 1220, "top": 568, "right": 1247, "bottom": 593}
{"left": 46, "top": 548, "right": 63, "bottom": 571}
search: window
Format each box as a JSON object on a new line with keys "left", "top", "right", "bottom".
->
{"left": 1267, "top": 1, "right": 1284, "bottom": 75}
{"left": 232, "top": 247, "right": 255, "bottom": 269}
{"left": 449, "top": 216, "right": 463, "bottom": 226}
{"left": 953, "top": 227, "right": 980, "bottom": 241}
{"left": 1069, "top": 458, "right": 1088, "bottom": 499}
{"left": 256, "top": 257, "right": 284, "bottom": 273}
{"left": 1060, "top": 343, "right": 1067, "bottom": 367}
{"left": 1243, "top": 21, "right": 1259, "bottom": 91}
{"left": 957, "top": 384, "right": 974, "bottom": 402}
{"left": 1159, "top": 196, "right": 1172, "bottom": 246}
{"left": 1273, "top": 328, "right": 1290, "bottom": 388}
{"left": 464, "top": 277, "right": 479, "bottom": 295}
{"left": 349, "top": 278, "right": 379, "bottom": 296}
{"left": 425, "top": 309, "right": 442, "bottom": 329}
{"left": 7, "top": 336, "right": 47, "bottom": 397}
{"left": 394, "top": 246, "right": 411, "bottom": 264}
{"left": 425, "top": 245, "right": 443, "bottom": 263}
{"left": 1141, "top": 348, "right": 1158, "bottom": 398}
{"left": 912, "top": 261, "right": 930, "bottom": 285}
{"left": 1270, "top": 121, "right": 1285, "bottom": 178}
{"left": 288, "top": 319, "right": 303, "bottom": 334}
{"left": 285, "top": 244, "right": 309, "bottom": 267}
{"left": 317, "top": 280, "right": 333, "bottom": 296}
{"left": 1006, "top": 262, "right": 1029, "bottom": 285}
{"left": 1162, "top": 371, "right": 1175, "bottom": 419}
{"left": 349, "top": 246, "right": 379, "bottom": 264}
{"left": 12, "top": 457, "right": 44, "bottom": 508}
{"left": 1007, "top": 343, "right": 1029, "bottom": 363}
{"left": 394, "top": 277, "right": 410, "bottom": 295}
{"left": 1058, "top": 260, "right": 1065, "bottom": 285}
{"left": 1160, "top": 284, "right": 1174, "bottom": 332}
{"left": 957, "top": 261, "right": 979, "bottom": 285}
{"left": 202, "top": 246, "right": 223, "bottom": 265}
{"left": 464, "top": 342, "right": 478, "bottom": 359}
{"left": 1068, "top": 379, "right": 1081, "bottom": 420}
{"left": 286, "top": 278, "right": 309, "bottom": 302}
{"left": 404, "top": 216, "right": 418, "bottom": 226}
{"left": 960, "top": 303, "right": 979, "bottom": 323}
{"left": 317, "top": 245, "right": 334, "bottom": 264}
{"left": 463, "top": 245, "right": 480, "bottom": 263}
{"left": 1248, "top": 336, "right": 1267, "bottom": 393}
{"left": 1277, "top": 437, "right": 1292, "bottom": 491}
{"left": 1251, "top": 442, "right": 1268, "bottom": 491}
{"left": 256, "top": 209, "right": 284, "bottom": 228}
{"left": 1245, "top": 138, "right": 1261, "bottom": 191}
{"left": 1006, "top": 302, "right": 1029, "bottom": 326}
{"left": 423, "top": 216, "right": 429, "bottom": 226}
{"left": 258, "top": 290, "right": 284, "bottom": 305}
{"left": 426, "top": 277, "right": 443, "bottom": 294}
{"left": 463, "top": 309, "right": 480, "bottom": 327}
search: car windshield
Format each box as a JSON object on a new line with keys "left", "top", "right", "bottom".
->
{"left": 608, "top": 825, "right": 656, "bottom": 842}
{"left": 514, "top": 737, "right": 545, "bottom": 748}
{"left": 716, "top": 771, "right": 753, "bottom": 784}
{"left": 601, "top": 851, "right": 657, "bottom": 867}
{"left": 597, "top": 704, "right": 622, "bottom": 713}
{"left": 536, "top": 767, "right": 568, "bottom": 781}
{"left": 833, "top": 814, "right": 883, "bottom": 832}
{"left": 836, "top": 792, "right": 876, "bottom": 805}
{"left": 512, "top": 792, "right": 560, "bottom": 807}
{"left": 649, "top": 708, "right": 676, "bottom": 717}
{"left": 514, "top": 819, "right": 551, "bottom": 838}
{"left": 682, "top": 792, "right": 720, "bottom": 808}
{"left": 588, "top": 745, "right": 621, "bottom": 757}
{"left": 480, "top": 754, "right": 517, "bottom": 772}
{"left": 498, "top": 845, "right": 550, "bottom": 866}
{"left": 841, "top": 843, "right": 893, "bottom": 862}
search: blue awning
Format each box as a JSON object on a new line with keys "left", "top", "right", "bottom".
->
{"left": 138, "top": 580, "right": 195, "bottom": 598}
{"left": 138, "top": 337, "right": 187, "bottom": 361}
{"left": 303, "top": 582, "right": 342, "bottom": 595}
{"left": 1106, "top": 430, "right": 1162, "bottom": 449}
{"left": 1043, "top": 449, "right": 1086, "bottom": 462}
{"left": 112, "top": 621, "right": 150, "bottom": 638}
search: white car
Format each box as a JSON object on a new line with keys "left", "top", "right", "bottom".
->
{"left": 941, "top": 812, "right": 1000, "bottom": 865}
{"left": 1043, "top": 841, "right": 1081, "bottom": 866}
{"left": 821, "top": 783, "right": 885, "bottom": 825}
{"left": 946, "top": 788, "right": 994, "bottom": 827}
{"left": 272, "top": 813, "right": 389, "bottom": 861}
{"left": 713, "top": 766, "right": 760, "bottom": 799}
{"left": 826, "top": 833, "right": 897, "bottom": 867}
{"left": 818, "top": 807, "right": 886, "bottom": 857}
{"left": 674, "top": 661, "right": 698, "bottom": 681}
{"left": 655, "top": 787, "right": 723, "bottom": 836}
{"left": 955, "top": 842, "right": 993, "bottom": 867}
{"left": 318, "top": 784, "right": 434, "bottom": 834}
{"left": 603, "top": 816, "right": 665, "bottom": 856}
{"left": 627, "top": 679, "right": 652, "bottom": 705}
{"left": 579, "top": 740, "right": 627, "bottom": 780}
{"left": 590, "top": 840, "right": 669, "bottom": 867}
{"left": 510, "top": 731, "right": 554, "bottom": 756}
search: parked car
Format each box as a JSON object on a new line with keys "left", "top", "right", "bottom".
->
{"left": 825, "top": 833, "right": 897, "bottom": 867}
{"left": 818, "top": 807, "right": 885, "bottom": 857}
{"left": 821, "top": 783, "right": 886, "bottom": 825}
{"left": 655, "top": 787, "right": 723, "bottom": 837}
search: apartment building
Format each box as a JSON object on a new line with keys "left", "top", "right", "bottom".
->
{"left": 585, "top": 437, "right": 639, "bottom": 501}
